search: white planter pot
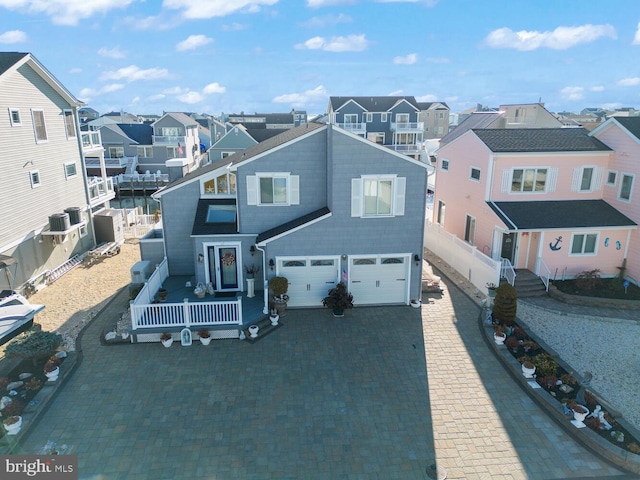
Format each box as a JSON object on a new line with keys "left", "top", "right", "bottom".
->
{"left": 200, "top": 336, "right": 212, "bottom": 346}
{"left": 45, "top": 366, "right": 60, "bottom": 381}
{"left": 410, "top": 300, "right": 421, "bottom": 308}
{"left": 521, "top": 364, "right": 536, "bottom": 378}
{"left": 493, "top": 333, "right": 506, "bottom": 345}
{"left": 270, "top": 314, "right": 279, "bottom": 326}
{"left": 248, "top": 325, "right": 259, "bottom": 338}
{"left": 3, "top": 416, "right": 22, "bottom": 435}
{"left": 572, "top": 405, "right": 589, "bottom": 423}
{"left": 161, "top": 338, "right": 173, "bottom": 348}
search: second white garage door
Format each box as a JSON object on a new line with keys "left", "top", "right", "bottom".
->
{"left": 348, "top": 254, "right": 409, "bottom": 305}
{"left": 277, "top": 256, "right": 340, "bottom": 307}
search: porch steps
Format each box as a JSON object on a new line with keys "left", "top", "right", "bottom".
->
{"left": 513, "top": 269, "right": 548, "bottom": 298}
{"left": 243, "top": 316, "right": 283, "bottom": 344}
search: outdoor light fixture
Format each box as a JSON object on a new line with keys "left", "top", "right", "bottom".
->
{"left": 269, "top": 259, "right": 275, "bottom": 271}
{"left": 341, "top": 254, "right": 347, "bottom": 260}
{"left": 198, "top": 253, "right": 204, "bottom": 263}
{"left": 414, "top": 254, "right": 420, "bottom": 266}
{"left": 250, "top": 245, "right": 256, "bottom": 256}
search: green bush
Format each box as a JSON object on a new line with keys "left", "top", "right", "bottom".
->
{"left": 269, "top": 276, "right": 289, "bottom": 297}
{"left": 5, "top": 327, "right": 62, "bottom": 363}
{"left": 492, "top": 283, "right": 518, "bottom": 326}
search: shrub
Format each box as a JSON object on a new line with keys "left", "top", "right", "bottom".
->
{"left": 269, "top": 276, "right": 289, "bottom": 297}
{"left": 4, "top": 328, "right": 62, "bottom": 364}
{"left": 533, "top": 353, "right": 559, "bottom": 377}
{"left": 492, "top": 283, "right": 518, "bottom": 325}
{"left": 322, "top": 282, "right": 354, "bottom": 311}
{"left": 575, "top": 269, "right": 602, "bottom": 291}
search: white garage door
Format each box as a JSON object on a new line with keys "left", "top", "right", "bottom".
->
{"left": 349, "top": 255, "right": 409, "bottom": 305}
{"left": 277, "top": 257, "right": 340, "bottom": 307}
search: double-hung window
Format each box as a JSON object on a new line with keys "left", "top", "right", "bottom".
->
{"left": 441, "top": 159, "right": 449, "bottom": 171}
{"left": 64, "top": 162, "right": 77, "bottom": 179}
{"left": 31, "top": 109, "right": 47, "bottom": 143}
{"left": 511, "top": 168, "right": 547, "bottom": 192}
{"left": 30, "top": 170, "right": 41, "bottom": 188}
{"left": 351, "top": 175, "right": 406, "bottom": 217}
{"left": 572, "top": 166, "right": 601, "bottom": 192}
{"left": 137, "top": 146, "right": 153, "bottom": 158}
{"left": 619, "top": 174, "right": 634, "bottom": 201}
{"left": 9, "top": 108, "right": 21, "bottom": 126}
{"left": 571, "top": 233, "right": 598, "bottom": 255}
{"left": 108, "top": 147, "right": 124, "bottom": 158}
{"left": 366, "top": 113, "right": 373, "bottom": 122}
{"left": 246, "top": 173, "right": 299, "bottom": 206}
{"left": 63, "top": 110, "right": 76, "bottom": 139}
{"left": 606, "top": 170, "right": 617, "bottom": 186}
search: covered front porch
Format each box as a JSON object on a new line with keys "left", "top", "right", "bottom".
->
{"left": 129, "top": 258, "right": 266, "bottom": 343}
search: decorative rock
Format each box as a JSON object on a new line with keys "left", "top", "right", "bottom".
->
{"left": 6, "top": 381, "right": 23, "bottom": 391}
{"left": 0, "top": 396, "right": 12, "bottom": 409}
{"left": 105, "top": 331, "right": 117, "bottom": 341}
{"left": 55, "top": 351, "right": 67, "bottom": 359}
{"left": 18, "top": 373, "right": 32, "bottom": 380}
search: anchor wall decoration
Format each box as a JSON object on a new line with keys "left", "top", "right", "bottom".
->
{"left": 549, "top": 236, "right": 562, "bottom": 251}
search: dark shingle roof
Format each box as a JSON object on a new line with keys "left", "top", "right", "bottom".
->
{"left": 0, "top": 52, "right": 28, "bottom": 76}
{"left": 473, "top": 128, "right": 612, "bottom": 153}
{"left": 256, "top": 207, "right": 331, "bottom": 244}
{"left": 330, "top": 96, "right": 420, "bottom": 112}
{"left": 440, "top": 111, "right": 501, "bottom": 144}
{"left": 247, "top": 128, "right": 289, "bottom": 143}
{"left": 192, "top": 199, "right": 237, "bottom": 235}
{"left": 488, "top": 200, "right": 636, "bottom": 230}
{"left": 118, "top": 124, "right": 153, "bottom": 145}
{"left": 163, "top": 122, "right": 327, "bottom": 191}
{"left": 614, "top": 117, "right": 640, "bottom": 140}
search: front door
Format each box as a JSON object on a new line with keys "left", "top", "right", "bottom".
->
{"left": 207, "top": 245, "right": 240, "bottom": 291}
{"left": 501, "top": 232, "right": 517, "bottom": 265}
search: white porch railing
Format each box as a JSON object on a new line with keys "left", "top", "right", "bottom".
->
{"left": 130, "top": 258, "right": 242, "bottom": 330}
{"left": 391, "top": 122, "right": 424, "bottom": 132}
{"left": 536, "top": 257, "right": 551, "bottom": 291}
{"left": 501, "top": 258, "right": 516, "bottom": 286}
{"left": 87, "top": 176, "right": 115, "bottom": 204}
{"left": 336, "top": 123, "right": 366, "bottom": 134}
{"left": 424, "top": 219, "right": 501, "bottom": 294}
{"left": 152, "top": 135, "right": 186, "bottom": 144}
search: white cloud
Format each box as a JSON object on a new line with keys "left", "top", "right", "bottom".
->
{"left": 484, "top": 24, "right": 616, "bottom": 51}
{"left": 162, "top": 86, "right": 187, "bottom": 95}
{"left": 589, "top": 86, "right": 604, "bottom": 92}
{"left": 77, "top": 83, "right": 125, "bottom": 102}
{"left": 618, "top": 77, "right": 640, "bottom": 87}
{"left": 387, "top": 89, "right": 404, "bottom": 96}
{"left": 176, "top": 34, "right": 213, "bottom": 51}
{"left": 393, "top": 53, "right": 417, "bottom": 65}
{"left": 98, "top": 47, "right": 125, "bottom": 59}
{"left": 148, "top": 94, "right": 167, "bottom": 101}
{"left": 222, "top": 22, "right": 246, "bottom": 32}
{"left": 102, "top": 83, "right": 125, "bottom": 93}
{"left": 102, "top": 65, "right": 170, "bottom": 82}
{"left": 633, "top": 22, "right": 640, "bottom": 45}
{"left": 203, "top": 82, "right": 226, "bottom": 94}
{"left": 178, "top": 91, "right": 205, "bottom": 104}
{"left": 416, "top": 94, "right": 438, "bottom": 102}
{"left": 0, "top": 30, "right": 27, "bottom": 44}
{"left": 300, "top": 13, "right": 351, "bottom": 28}
{"left": 163, "top": 0, "right": 278, "bottom": 19}
{"left": 0, "top": 0, "right": 135, "bottom": 26}
{"left": 295, "top": 34, "right": 369, "bottom": 52}
{"left": 560, "top": 86, "right": 584, "bottom": 101}
{"left": 272, "top": 85, "right": 328, "bottom": 107}
{"left": 307, "top": 0, "right": 356, "bottom": 7}
{"left": 123, "top": 15, "right": 175, "bottom": 31}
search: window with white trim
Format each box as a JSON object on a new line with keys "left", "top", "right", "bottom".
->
{"left": 108, "top": 147, "right": 124, "bottom": 158}
{"left": 30, "top": 170, "right": 41, "bottom": 188}
{"left": 366, "top": 113, "right": 373, "bottom": 122}
{"left": 63, "top": 110, "right": 76, "bottom": 139}
{"left": 137, "top": 146, "right": 153, "bottom": 158}
{"left": 572, "top": 166, "right": 601, "bottom": 192}
{"left": 606, "top": 170, "right": 617, "bottom": 186}
{"left": 9, "top": 108, "right": 20, "bottom": 126}
{"left": 464, "top": 214, "right": 476, "bottom": 244}
{"left": 511, "top": 168, "right": 547, "bottom": 192}
{"left": 64, "top": 162, "right": 77, "bottom": 179}
{"left": 31, "top": 109, "right": 47, "bottom": 143}
{"left": 470, "top": 167, "right": 481, "bottom": 181}
{"left": 246, "top": 173, "right": 299, "bottom": 206}
{"left": 221, "top": 151, "right": 234, "bottom": 158}
{"left": 351, "top": 175, "right": 405, "bottom": 217}
{"left": 441, "top": 159, "right": 449, "bottom": 171}
{"left": 570, "top": 233, "right": 598, "bottom": 255}
{"left": 344, "top": 114, "right": 358, "bottom": 124}
{"left": 381, "top": 113, "right": 388, "bottom": 122}
{"left": 619, "top": 173, "right": 634, "bottom": 201}
{"left": 203, "top": 173, "right": 236, "bottom": 195}
{"left": 367, "top": 132, "right": 384, "bottom": 145}
{"left": 167, "top": 146, "right": 178, "bottom": 157}
{"left": 396, "top": 113, "right": 409, "bottom": 125}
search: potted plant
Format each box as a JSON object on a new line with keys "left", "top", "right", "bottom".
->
{"left": 269, "top": 306, "right": 279, "bottom": 326}
{"left": 269, "top": 276, "right": 289, "bottom": 317}
{"left": 3, "top": 415, "right": 22, "bottom": 435}
{"left": 493, "top": 325, "right": 506, "bottom": 345}
{"left": 43, "top": 358, "right": 60, "bottom": 381}
{"left": 520, "top": 358, "right": 536, "bottom": 378}
{"left": 197, "top": 328, "right": 212, "bottom": 346}
{"left": 244, "top": 263, "right": 260, "bottom": 279}
{"left": 486, "top": 282, "right": 498, "bottom": 298}
{"left": 160, "top": 332, "right": 173, "bottom": 347}
{"left": 322, "top": 282, "right": 354, "bottom": 317}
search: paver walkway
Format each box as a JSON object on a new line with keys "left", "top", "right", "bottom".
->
{"left": 15, "top": 274, "right": 632, "bottom": 479}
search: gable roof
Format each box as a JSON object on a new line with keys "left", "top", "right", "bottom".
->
{"left": 0, "top": 52, "right": 28, "bottom": 76}
{"left": 472, "top": 128, "right": 612, "bottom": 153}
{"left": 118, "top": 123, "right": 153, "bottom": 145}
{"left": 440, "top": 111, "right": 502, "bottom": 144}
{"left": 489, "top": 200, "right": 636, "bottom": 230}
{"left": 329, "top": 96, "right": 420, "bottom": 112}
{"left": 256, "top": 207, "right": 331, "bottom": 244}
{"left": 156, "top": 122, "right": 327, "bottom": 195}
{"left": 611, "top": 117, "right": 640, "bottom": 141}
{"left": 153, "top": 112, "right": 198, "bottom": 127}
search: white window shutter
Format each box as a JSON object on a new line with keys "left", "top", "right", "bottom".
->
{"left": 548, "top": 168, "right": 558, "bottom": 192}
{"left": 571, "top": 167, "right": 581, "bottom": 192}
{"left": 394, "top": 177, "right": 406, "bottom": 216}
{"left": 594, "top": 167, "right": 603, "bottom": 190}
{"left": 351, "top": 178, "right": 362, "bottom": 217}
{"left": 501, "top": 170, "right": 510, "bottom": 193}
{"left": 246, "top": 175, "right": 257, "bottom": 205}
{"left": 290, "top": 175, "right": 300, "bottom": 205}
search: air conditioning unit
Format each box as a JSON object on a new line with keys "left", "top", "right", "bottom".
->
{"left": 64, "top": 207, "right": 84, "bottom": 225}
{"left": 49, "top": 213, "right": 71, "bottom": 232}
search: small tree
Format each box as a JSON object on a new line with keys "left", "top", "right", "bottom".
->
{"left": 491, "top": 283, "right": 518, "bottom": 326}
{"left": 4, "top": 326, "right": 62, "bottom": 365}
{"left": 269, "top": 276, "right": 289, "bottom": 300}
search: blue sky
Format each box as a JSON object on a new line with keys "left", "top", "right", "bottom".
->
{"left": 1, "top": 0, "right": 640, "bottom": 116}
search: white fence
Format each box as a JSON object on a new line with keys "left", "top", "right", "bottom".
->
{"left": 120, "top": 208, "right": 158, "bottom": 238}
{"left": 130, "top": 258, "right": 242, "bottom": 330}
{"left": 424, "top": 219, "right": 501, "bottom": 295}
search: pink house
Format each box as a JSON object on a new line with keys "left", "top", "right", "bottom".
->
{"left": 591, "top": 117, "right": 640, "bottom": 285}
{"left": 433, "top": 127, "right": 637, "bottom": 286}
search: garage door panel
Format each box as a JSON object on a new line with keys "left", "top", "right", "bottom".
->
{"left": 278, "top": 257, "right": 339, "bottom": 307}
{"left": 349, "top": 255, "right": 408, "bottom": 305}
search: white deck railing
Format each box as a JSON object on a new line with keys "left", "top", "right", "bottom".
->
{"left": 501, "top": 258, "right": 516, "bottom": 286}
{"left": 130, "top": 258, "right": 242, "bottom": 330}
{"left": 536, "top": 257, "right": 551, "bottom": 291}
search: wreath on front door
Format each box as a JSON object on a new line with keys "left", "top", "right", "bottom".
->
{"left": 221, "top": 252, "right": 235, "bottom": 266}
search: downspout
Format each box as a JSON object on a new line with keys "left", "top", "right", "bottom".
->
{"left": 254, "top": 244, "right": 269, "bottom": 314}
